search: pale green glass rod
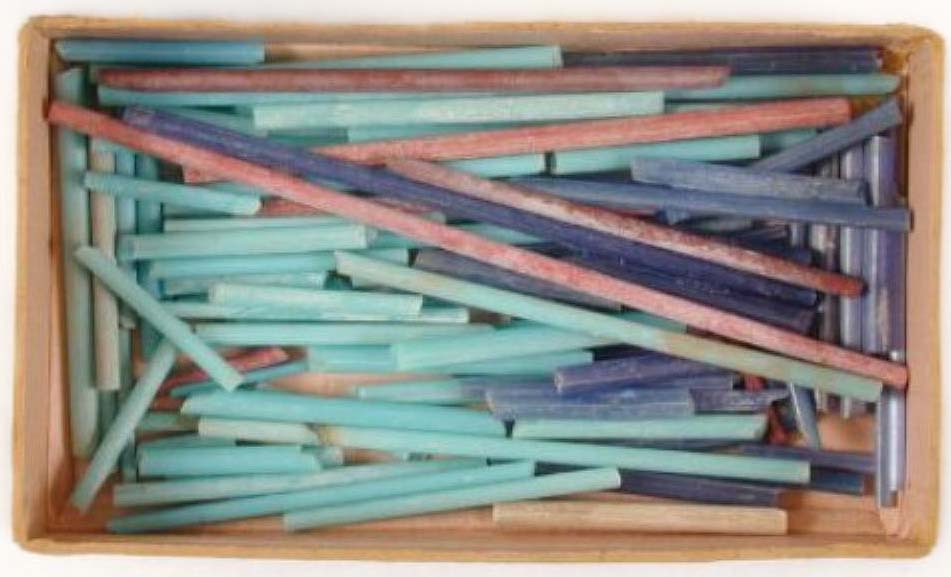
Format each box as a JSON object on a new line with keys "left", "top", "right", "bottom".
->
{"left": 118, "top": 224, "right": 374, "bottom": 260}
{"left": 74, "top": 247, "right": 243, "bottom": 390}
{"left": 194, "top": 321, "right": 491, "bottom": 346}
{"left": 264, "top": 45, "right": 563, "bottom": 70}
{"left": 198, "top": 417, "right": 322, "bottom": 446}
{"left": 82, "top": 172, "right": 262, "bottom": 215}
{"left": 208, "top": 283, "right": 424, "bottom": 315}
{"left": 511, "top": 415, "right": 768, "bottom": 440}
{"left": 144, "top": 249, "right": 409, "bottom": 280}
{"left": 181, "top": 389, "right": 506, "bottom": 437}
{"left": 355, "top": 379, "right": 473, "bottom": 405}
{"left": 164, "top": 301, "right": 467, "bottom": 324}
{"left": 113, "top": 459, "right": 486, "bottom": 508}
{"left": 390, "top": 312, "right": 681, "bottom": 370}
{"left": 162, "top": 272, "right": 328, "bottom": 297}
{"left": 320, "top": 425, "right": 810, "bottom": 484}
{"left": 284, "top": 466, "right": 620, "bottom": 531}
{"left": 307, "top": 346, "right": 591, "bottom": 375}
{"left": 108, "top": 461, "right": 533, "bottom": 533}
{"left": 252, "top": 92, "right": 664, "bottom": 130}
{"left": 70, "top": 340, "right": 176, "bottom": 512}
{"left": 163, "top": 215, "right": 346, "bottom": 232}
{"left": 334, "top": 252, "right": 881, "bottom": 401}
{"left": 56, "top": 67, "right": 98, "bottom": 457}
{"left": 371, "top": 222, "right": 539, "bottom": 249}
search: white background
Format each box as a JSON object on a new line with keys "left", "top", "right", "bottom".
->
{"left": 1, "top": 0, "right": 948, "bottom": 575}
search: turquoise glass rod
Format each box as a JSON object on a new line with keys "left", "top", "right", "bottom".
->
{"left": 320, "top": 425, "right": 810, "bottom": 484}
{"left": 251, "top": 92, "right": 664, "bottom": 130}
{"left": 208, "top": 283, "right": 424, "bottom": 315}
{"left": 549, "top": 134, "right": 761, "bottom": 175}
{"left": 74, "top": 247, "right": 243, "bottom": 389}
{"left": 55, "top": 67, "right": 98, "bottom": 457}
{"left": 98, "top": 86, "right": 501, "bottom": 107}
{"left": 144, "top": 249, "right": 408, "bottom": 280}
{"left": 83, "top": 172, "right": 262, "bottom": 215}
{"left": 118, "top": 224, "right": 373, "bottom": 260}
{"left": 55, "top": 39, "right": 265, "bottom": 64}
{"left": 334, "top": 252, "right": 881, "bottom": 401}
{"left": 511, "top": 415, "right": 768, "bottom": 440}
{"left": 138, "top": 445, "right": 320, "bottom": 477}
{"left": 181, "top": 389, "right": 506, "bottom": 437}
{"left": 113, "top": 459, "right": 485, "bottom": 507}
{"left": 70, "top": 340, "right": 177, "bottom": 512}
{"left": 194, "top": 321, "right": 491, "bottom": 346}
{"left": 667, "top": 74, "right": 899, "bottom": 101}
{"left": 265, "top": 46, "right": 562, "bottom": 70}
{"left": 284, "top": 466, "right": 620, "bottom": 531}
{"left": 108, "top": 461, "right": 533, "bottom": 533}
{"left": 390, "top": 312, "right": 682, "bottom": 370}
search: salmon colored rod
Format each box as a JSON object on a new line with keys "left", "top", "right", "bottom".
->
{"left": 98, "top": 65, "right": 730, "bottom": 93}
{"left": 321, "top": 96, "right": 852, "bottom": 164}
{"left": 46, "top": 102, "right": 907, "bottom": 389}
{"left": 157, "top": 346, "right": 289, "bottom": 395}
{"left": 386, "top": 159, "right": 864, "bottom": 297}
{"left": 181, "top": 97, "right": 852, "bottom": 183}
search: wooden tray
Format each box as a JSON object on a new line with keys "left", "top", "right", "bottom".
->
{"left": 13, "top": 16, "right": 944, "bottom": 561}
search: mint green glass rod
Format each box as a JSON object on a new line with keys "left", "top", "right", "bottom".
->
{"left": 162, "top": 272, "right": 328, "bottom": 297}
{"left": 74, "top": 248, "right": 243, "bottom": 389}
{"left": 194, "top": 321, "right": 491, "bottom": 346}
{"left": 137, "top": 433, "right": 236, "bottom": 450}
{"left": 198, "top": 417, "right": 321, "bottom": 446}
{"left": 118, "top": 224, "right": 373, "bottom": 260}
{"left": 390, "top": 313, "right": 682, "bottom": 370}
{"left": 82, "top": 172, "right": 262, "bottom": 216}
{"left": 181, "top": 389, "right": 506, "bottom": 437}
{"left": 163, "top": 215, "right": 346, "bottom": 232}
{"left": 113, "top": 459, "right": 485, "bottom": 508}
{"left": 511, "top": 415, "right": 768, "bottom": 440}
{"left": 70, "top": 340, "right": 176, "bottom": 512}
{"left": 138, "top": 445, "right": 321, "bottom": 478}
{"left": 252, "top": 92, "right": 664, "bottom": 130}
{"left": 108, "top": 461, "right": 533, "bottom": 533}
{"left": 285, "top": 466, "right": 620, "bottom": 532}
{"left": 321, "top": 425, "right": 809, "bottom": 484}
{"left": 334, "top": 252, "right": 881, "bottom": 401}
{"left": 166, "top": 301, "right": 468, "bottom": 323}
{"left": 549, "top": 134, "right": 761, "bottom": 175}
{"left": 208, "top": 283, "right": 424, "bottom": 315}
{"left": 372, "top": 222, "right": 539, "bottom": 249}
{"left": 667, "top": 73, "right": 899, "bottom": 101}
